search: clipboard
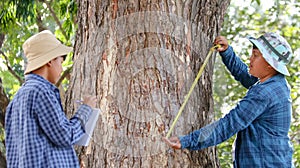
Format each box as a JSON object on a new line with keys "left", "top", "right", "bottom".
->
{"left": 75, "top": 108, "right": 101, "bottom": 146}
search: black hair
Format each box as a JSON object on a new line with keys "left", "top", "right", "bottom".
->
{"left": 53, "top": 55, "right": 67, "bottom": 61}
{"left": 62, "top": 55, "right": 67, "bottom": 61}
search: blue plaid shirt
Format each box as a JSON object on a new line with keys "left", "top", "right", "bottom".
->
{"left": 180, "top": 46, "right": 294, "bottom": 167}
{"left": 5, "top": 74, "right": 92, "bottom": 168}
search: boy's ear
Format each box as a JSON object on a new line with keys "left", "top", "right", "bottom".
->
{"left": 46, "top": 61, "right": 52, "bottom": 67}
{"left": 62, "top": 55, "right": 67, "bottom": 61}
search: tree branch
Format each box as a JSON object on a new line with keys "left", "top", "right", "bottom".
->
{"left": 0, "top": 78, "right": 7, "bottom": 168}
{"left": 0, "top": 78, "right": 9, "bottom": 126}
{"left": 35, "top": 9, "right": 47, "bottom": 32}
{"left": 0, "top": 34, "right": 5, "bottom": 49}
{"left": 0, "top": 50, "right": 24, "bottom": 84}
{"left": 55, "top": 65, "right": 72, "bottom": 87}
{"left": 42, "top": 0, "right": 68, "bottom": 40}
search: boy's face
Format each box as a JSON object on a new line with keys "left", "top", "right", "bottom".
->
{"left": 249, "top": 48, "right": 274, "bottom": 81}
{"left": 48, "top": 56, "right": 64, "bottom": 84}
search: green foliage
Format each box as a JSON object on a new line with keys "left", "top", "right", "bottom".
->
{"left": 0, "top": 71, "right": 20, "bottom": 99}
{"left": 12, "top": 0, "right": 36, "bottom": 22}
{"left": 0, "top": 0, "right": 37, "bottom": 30}
{"left": 0, "top": 1, "right": 15, "bottom": 30}
{"left": 0, "top": 0, "right": 78, "bottom": 91}
{"left": 216, "top": 0, "right": 300, "bottom": 167}
{"left": 217, "top": 136, "right": 235, "bottom": 168}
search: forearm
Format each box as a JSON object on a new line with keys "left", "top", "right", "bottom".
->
{"left": 73, "top": 104, "right": 93, "bottom": 129}
{"left": 220, "top": 46, "right": 258, "bottom": 88}
{"left": 179, "top": 120, "right": 233, "bottom": 150}
{"left": 179, "top": 86, "right": 268, "bottom": 151}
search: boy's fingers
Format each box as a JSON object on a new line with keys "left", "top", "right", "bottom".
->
{"left": 163, "top": 137, "right": 174, "bottom": 146}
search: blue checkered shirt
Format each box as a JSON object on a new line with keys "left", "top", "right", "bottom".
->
{"left": 5, "top": 74, "right": 92, "bottom": 168}
{"left": 180, "top": 46, "right": 294, "bottom": 167}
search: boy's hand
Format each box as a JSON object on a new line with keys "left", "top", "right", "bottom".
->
{"left": 162, "top": 136, "right": 181, "bottom": 149}
{"left": 214, "top": 36, "right": 229, "bottom": 52}
{"left": 82, "top": 96, "right": 97, "bottom": 108}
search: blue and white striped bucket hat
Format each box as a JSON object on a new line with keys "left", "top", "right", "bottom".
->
{"left": 247, "top": 32, "right": 292, "bottom": 76}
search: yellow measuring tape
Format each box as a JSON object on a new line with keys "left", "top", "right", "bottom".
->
{"left": 166, "top": 44, "right": 221, "bottom": 138}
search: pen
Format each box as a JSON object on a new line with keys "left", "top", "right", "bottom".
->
{"left": 75, "top": 100, "right": 84, "bottom": 105}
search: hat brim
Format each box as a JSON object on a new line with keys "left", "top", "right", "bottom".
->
{"left": 247, "top": 36, "right": 290, "bottom": 76}
{"left": 25, "top": 44, "right": 72, "bottom": 74}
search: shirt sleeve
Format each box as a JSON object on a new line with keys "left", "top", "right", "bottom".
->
{"left": 219, "top": 46, "right": 258, "bottom": 88}
{"left": 179, "top": 85, "right": 268, "bottom": 150}
{"left": 35, "top": 89, "right": 92, "bottom": 147}
{"left": 73, "top": 104, "right": 93, "bottom": 129}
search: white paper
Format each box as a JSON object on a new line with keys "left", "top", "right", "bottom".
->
{"left": 75, "top": 108, "right": 101, "bottom": 146}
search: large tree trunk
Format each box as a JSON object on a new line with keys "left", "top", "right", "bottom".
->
{"left": 66, "top": 0, "right": 229, "bottom": 167}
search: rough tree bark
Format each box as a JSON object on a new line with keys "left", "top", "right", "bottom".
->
{"left": 0, "top": 78, "right": 8, "bottom": 168}
{"left": 66, "top": 0, "right": 229, "bottom": 167}
{"left": 0, "top": 33, "right": 8, "bottom": 168}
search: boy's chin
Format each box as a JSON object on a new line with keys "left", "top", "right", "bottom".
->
{"left": 249, "top": 70, "right": 258, "bottom": 78}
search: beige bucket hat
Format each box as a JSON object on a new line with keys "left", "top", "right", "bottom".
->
{"left": 23, "top": 30, "right": 73, "bottom": 74}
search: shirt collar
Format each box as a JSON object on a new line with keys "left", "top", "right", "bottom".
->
{"left": 25, "top": 73, "right": 58, "bottom": 91}
{"left": 259, "top": 73, "right": 285, "bottom": 84}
